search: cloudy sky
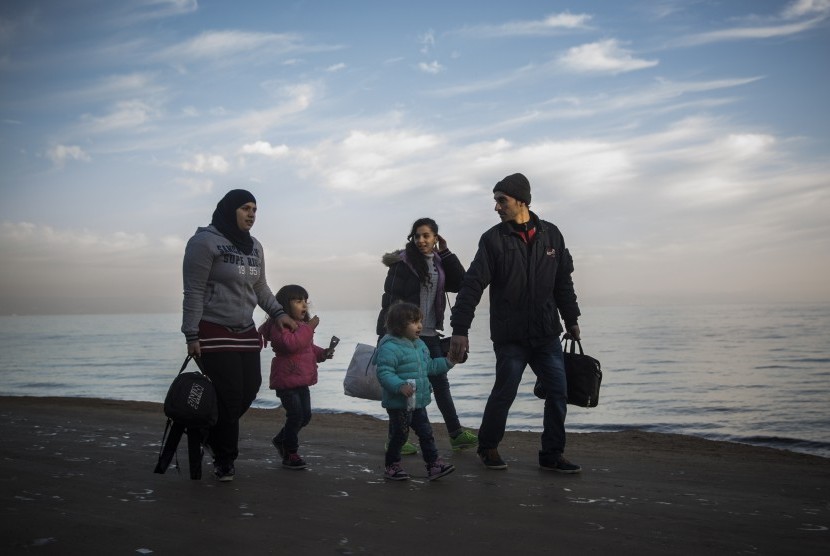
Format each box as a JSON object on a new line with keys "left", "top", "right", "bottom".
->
{"left": 1, "top": 0, "right": 828, "bottom": 315}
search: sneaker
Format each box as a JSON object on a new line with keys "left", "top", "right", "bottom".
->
{"left": 426, "top": 459, "right": 455, "bottom": 481}
{"left": 478, "top": 448, "right": 508, "bottom": 470}
{"left": 214, "top": 463, "right": 235, "bottom": 482}
{"left": 384, "top": 462, "right": 409, "bottom": 481}
{"left": 385, "top": 440, "right": 418, "bottom": 456}
{"left": 271, "top": 435, "right": 286, "bottom": 459}
{"left": 282, "top": 453, "right": 307, "bottom": 470}
{"left": 450, "top": 429, "right": 478, "bottom": 451}
{"left": 539, "top": 453, "right": 582, "bottom": 474}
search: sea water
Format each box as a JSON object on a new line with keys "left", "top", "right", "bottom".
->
{"left": 0, "top": 303, "right": 828, "bottom": 458}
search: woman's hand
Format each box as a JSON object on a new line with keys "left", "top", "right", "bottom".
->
{"left": 436, "top": 233, "right": 448, "bottom": 252}
{"left": 309, "top": 315, "right": 320, "bottom": 330}
{"left": 187, "top": 340, "right": 201, "bottom": 357}
{"left": 276, "top": 313, "right": 298, "bottom": 332}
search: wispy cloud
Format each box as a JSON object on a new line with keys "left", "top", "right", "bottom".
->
{"left": 419, "top": 30, "right": 436, "bottom": 54}
{"left": 674, "top": 0, "right": 830, "bottom": 46}
{"left": 114, "top": 0, "right": 199, "bottom": 26}
{"left": 181, "top": 153, "right": 229, "bottom": 173}
{"left": 783, "top": 0, "right": 830, "bottom": 19}
{"left": 156, "top": 30, "right": 304, "bottom": 62}
{"left": 455, "top": 12, "right": 592, "bottom": 38}
{"left": 240, "top": 141, "right": 290, "bottom": 158}
{"left": 297, "top": 130, "right": 444, "bottom": 192}
{"left": 79, "top": 100, "right": 159, "bottom": 134}
{"left": 47, "top": 145, "right": 91, "bottom": 167}
{"left": 418, "top": 61, "right": 444, "bottom": 74}
{"left": 558, "top": 39, "right": 658, "bottom": 74}
{"left": 676, "top": 16, "right": 826, "bottom": 46}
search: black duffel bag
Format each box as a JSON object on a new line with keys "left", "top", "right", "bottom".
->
{"left": 155, "top": 355, "right": 217, "bottom": 479}
{"left": 163, "top": 355, "right": 218, "bottom": 427}
{"left": 534, "top": 338, "right": 602, "bottom": 407}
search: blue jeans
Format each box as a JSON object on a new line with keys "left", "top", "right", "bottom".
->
{"left": 478, "top": 340, "right": 568, "bottom": 455}
{"left": 274, "top": 386, "right": 312, "bottom": 453}
{"left": 421, "top": 334, "right": 463, "bottom": 434}
{"left": 385, "top": 408, "right": 438, "bottom": 467}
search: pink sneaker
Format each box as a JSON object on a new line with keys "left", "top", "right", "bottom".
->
{"left": 384, "top": 462, "right": 409, "bottom": 481}
{"left": 426, "top": 459, "right": 455, "bottom": 481}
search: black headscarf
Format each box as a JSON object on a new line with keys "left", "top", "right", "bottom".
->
{"left": 210, "top": 189, "right": 257, "bottom": 255}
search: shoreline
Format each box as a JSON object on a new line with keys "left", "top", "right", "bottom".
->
{"left": 1, "top": 395, "right": 828, "bottom": 554}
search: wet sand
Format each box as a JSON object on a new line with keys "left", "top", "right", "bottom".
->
{"left": 0, "top": 396, "right": 827, "bottom": 555}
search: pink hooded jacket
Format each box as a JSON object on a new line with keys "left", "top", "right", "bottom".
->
{"left": 259, "top": 320, "right": 327, "bottom": 390}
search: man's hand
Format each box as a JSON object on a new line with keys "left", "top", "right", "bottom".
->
{"left": 449, "top": 335, "right": 469, "bottom": 364}
{"left": 563, "top": 324, "right": 581, "bottom": 341}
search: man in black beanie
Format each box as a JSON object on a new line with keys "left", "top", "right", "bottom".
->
{"left": 449, "top": 172, "right": 583, "bottom": 473}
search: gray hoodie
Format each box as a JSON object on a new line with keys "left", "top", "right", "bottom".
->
{"left": 181, "top": 225, "right": 284, "bottom": 342}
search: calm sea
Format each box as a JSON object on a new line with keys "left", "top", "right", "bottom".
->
{"left": 1, "top": 304, "right": 828, "bottom": 458}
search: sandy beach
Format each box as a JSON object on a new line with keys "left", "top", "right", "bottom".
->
{"left": 0, "top": 396, "right": 827, "bottom": 555}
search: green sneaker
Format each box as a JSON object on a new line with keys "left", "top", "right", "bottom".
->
{"left": 450, "top": 429, "right": 478, "bottom": 451}
{"left": 384, "top": 440, "right": 419, "bottom": 456}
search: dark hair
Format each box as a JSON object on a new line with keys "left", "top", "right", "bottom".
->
{"left": 275, "top": 284, "right": 309, "bottom": 322}
{"left": 385, "top": 302, "right": 422, "bottom": 337}
{"left": 404, "top": 217, "right": 438, "bottom": 285}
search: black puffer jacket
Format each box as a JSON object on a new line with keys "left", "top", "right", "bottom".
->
{"left": 450, "top": 212, "right": 580, "bottom": 344}
{"left": 376, "top": 249, "right": 466, "bottom": 336}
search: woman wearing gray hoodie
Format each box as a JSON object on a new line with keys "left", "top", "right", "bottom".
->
{"left": 182, "top": 189, "right": 296, "bottom": 481}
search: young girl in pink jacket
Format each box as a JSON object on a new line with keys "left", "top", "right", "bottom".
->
{"left": 259, "top": 285, "right": 336, "bottom": 469}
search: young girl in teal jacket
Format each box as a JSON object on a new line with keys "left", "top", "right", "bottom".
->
{"left": 376, "top": 302, "right": 457, "bottom": 481}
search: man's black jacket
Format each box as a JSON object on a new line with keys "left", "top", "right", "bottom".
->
{"left": 450, "top": 212, "right": 580, "bottom": 345}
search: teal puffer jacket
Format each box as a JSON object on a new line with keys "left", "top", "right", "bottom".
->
{"left": 375, "top": 334, "right": 453, "bottom": 410}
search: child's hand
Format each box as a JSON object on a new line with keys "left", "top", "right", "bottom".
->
{"left": 309, "top": 315, "right": 320, "bottom": 329}
{"left": 399, "top": 383, "right": 415, "bottom": 397}
{"left": 324, "top": 348, "right": 335, "bottom": 359}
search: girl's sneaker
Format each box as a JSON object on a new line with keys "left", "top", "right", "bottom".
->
{"left": 384, "top": 462, "right": 409, "bottom": 481}
{"left": 426, "top": 459, "right": 455, "bottom": 481}
{"left": 450, "top": 429, "right": 478, "bottom": 451}
{"left": 282, "top": 453, "right": 307, "bottom": 470}
{"left": 384, "top": 440, "right": 418, "bottom": 455}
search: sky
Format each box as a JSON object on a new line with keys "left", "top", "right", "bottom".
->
{"left": 1, "top": 0, "right": 829, "bottom": 315}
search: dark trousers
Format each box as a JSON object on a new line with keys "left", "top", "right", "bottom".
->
{"left": 199, "top": 350, "right": 262, "bottom": 466}
{"left": 478, "top": 340, "right": 568, "bottom": 455}
{"left": 421, "top": 335, "right": 462, "bottom": 434}
{"left": 385, "top": 407, "right": 439, "bottom": 467}
{"left": 274, "top": 386, "right": 312, "bottom": 453}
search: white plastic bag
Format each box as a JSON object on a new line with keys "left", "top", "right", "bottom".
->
{"left": 343, "top": 343, "right": 383, "bottom": 400}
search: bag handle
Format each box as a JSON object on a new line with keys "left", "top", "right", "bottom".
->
{"left": 562, "top": 337, "right": 585, "bottom": 355}
{"left": 177, "top": 354, "right": 207, "bottom": 376}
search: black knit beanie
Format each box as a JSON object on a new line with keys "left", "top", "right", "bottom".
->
{"left": 493, "top": 173, "right": 531, "bottom": 205}
{"left": 211, "top": 189, "right": 257, "bottom": 255}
